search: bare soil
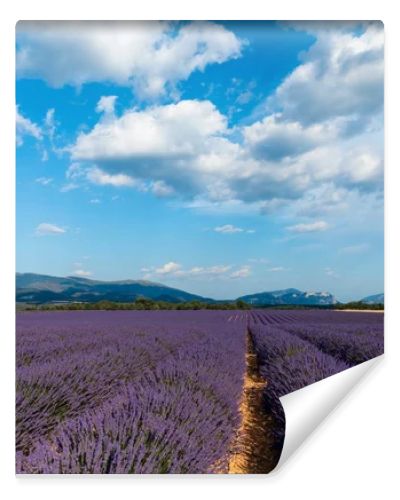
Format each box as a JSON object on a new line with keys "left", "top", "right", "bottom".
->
{"left": 226, "top": 331, "right": 280, "bottom": 474}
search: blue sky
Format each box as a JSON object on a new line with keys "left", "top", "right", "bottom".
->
{"left": 16, "top": 21, "right": 384, "bottom": 301}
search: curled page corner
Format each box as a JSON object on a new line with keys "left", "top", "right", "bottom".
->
{"left": 275, "top": 355, "right": 383, "bottom": 470}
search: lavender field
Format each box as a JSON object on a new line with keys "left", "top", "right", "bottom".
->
{"left": 16, "top": 309, "right": 384, "bottom": 474}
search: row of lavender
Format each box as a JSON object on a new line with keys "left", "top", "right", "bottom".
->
{"left": 247, "top": 310, "right": 384, "bottom": 443}
{"left": 250, "top": 309, "right": 384, "bottom": 368}
{"left": 16, "top": 309, "right": 383, "bottom": 473}
{"left": 16, "top": 311, "right": 246, "bottom": 473}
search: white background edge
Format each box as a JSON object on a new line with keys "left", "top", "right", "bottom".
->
{"left": 1, "top": 1, "right": 398, "bottom": 499}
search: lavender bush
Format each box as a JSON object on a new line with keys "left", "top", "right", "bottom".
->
{"left": 247, "top": 310, "right": 383, "bottom": 443}
{"left": 16, "top": 311, "right": 246, "bottom": 473}
{"left": 16, "top": 308, "right": 383, "bottom": 473}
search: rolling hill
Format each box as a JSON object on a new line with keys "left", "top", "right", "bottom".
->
{"left": 17, "top": 273, "right": 382, "bottom": 307}
{"left": 360, "top": 293, "right": 384, "bottom": 304}
{"left": 16, "top": 273, "right": 213, "bottom": 304}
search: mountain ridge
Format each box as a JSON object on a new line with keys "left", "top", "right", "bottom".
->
{"left": 360, "top": 293, "right": 384, "bottom": 304}
{"left": 237, "top": 288, "right": 338, "bottom": 306}
{"left": 16, "top": 273, "right": 382, "bottom": 306}
{"left": 16, "top": 272, "right": 213, "bottom": 304}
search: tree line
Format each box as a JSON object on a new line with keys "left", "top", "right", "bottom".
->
{"left": 19, "top": 299, "right": 383, "bottom": 312}
{"left": 23, "top": 298, "right": 252, "bottom": 311}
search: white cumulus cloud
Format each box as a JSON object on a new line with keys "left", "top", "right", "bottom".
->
{"left": 86, "top": 167, "right": 138, "bottom": 187}
{"left": 213, "top": 224, "right": 255, "bottom": 234}
{"left": 44, "top": 108, "right": 56, "bottom": 140}
{"left": 214, "top": 224, "right": 243, "bottom": 234}
{"left": 35, "top": 177, "right": 53, "bottom": 186}
{"left": 150, "top": 180, "right": 175, "bottom": 197}
{"left": 185, "top": 265, "right": 232, "bottom": 277}
{"left": 244, "top": 113, "right": 341, "bottom": 161}
{"left": 35, "top": 223, "right": 66, "bottom": 235}
{"left": 68, "top": 23, "right": 383, "bottom": 209}
{"left": 17, "top": 21, "right": 243, "bottom": 99}
{"left": 267, "top": 21, "right": 384, "bottom": 126}
{"left": 96, "top": 95, "right": 118, "bottom": 114}
{"left": 155, "top": 262, "right": 182, "bottom": 275}
{"left": 142, "top": 262, "right": 253, "bottom": 281}
{"left": 29, "top": 22, "right": 383, "bottom": 220}
{"left": 230, "top": 265, "right": 251, "bottom": 279}
{"left": 16, "top": 107, "right": 42, "bottom": 146}
{"left": 71, "top": 99, "right": 228, "bottom": 162}
{"left": 287, "top": 220, "right": 329, "bottom": 233}
{"left": 72, "top": 269, "right": 92, "bottom": 277}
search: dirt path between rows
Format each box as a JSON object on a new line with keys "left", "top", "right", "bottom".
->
{"left": 226, "top": 330, "right": 279, "bottom": 474}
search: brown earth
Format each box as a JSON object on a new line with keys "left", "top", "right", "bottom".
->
{"left": 226, "top": 331, "right": 280, "bottom": 474}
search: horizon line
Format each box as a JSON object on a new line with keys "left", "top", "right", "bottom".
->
{"left": 15, "top": 271, "right": 383, "bottom": 303}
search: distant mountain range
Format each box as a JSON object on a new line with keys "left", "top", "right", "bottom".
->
{"left": 16, "top": 273, "right": 212, "bottom": 304}
{"left": 16, "top": 273, "right": 383, "bottom": 306}
{"left": 360, "top": 293, "right": 384, "bottom": 304}
{"left": 237, "top": 288, "right": 338, "bottom": 306}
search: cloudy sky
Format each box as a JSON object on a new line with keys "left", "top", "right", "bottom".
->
{"left": 16, "top": 21, "right": 384, "bottom": 301}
